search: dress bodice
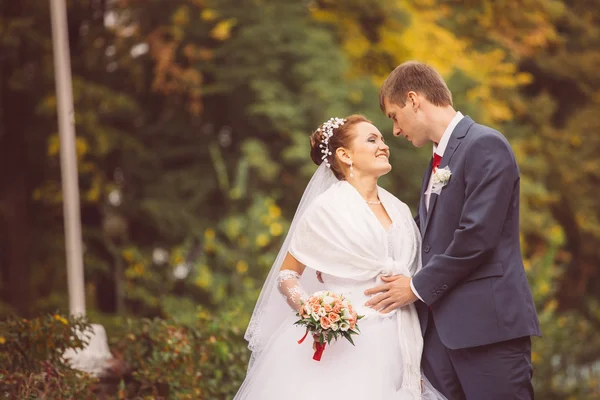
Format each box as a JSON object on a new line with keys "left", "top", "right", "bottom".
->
{"left": 320, "top": 224, "right": 398, "bottom": 320}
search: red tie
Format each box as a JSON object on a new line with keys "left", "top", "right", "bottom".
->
{"left": 432, "top": 153, "right": 442, "bottom": 172}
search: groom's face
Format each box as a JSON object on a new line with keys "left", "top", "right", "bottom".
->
{"left": 383, "top": 97, "right": 429, "bottom": 148}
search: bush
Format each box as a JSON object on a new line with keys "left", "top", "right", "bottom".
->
{"left": 0, "top": 313, "right": 98, "bottom": 399}
{"left": 111, "top": 313, "right": 250, "bottom": 399}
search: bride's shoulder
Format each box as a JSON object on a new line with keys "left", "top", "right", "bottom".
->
{"left": 311, "top": 181, "right": 346, "bottom": 207}
{"left": 302, "top": 181, "right": 348, "bottom": 218}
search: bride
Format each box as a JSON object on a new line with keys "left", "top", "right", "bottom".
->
{"left": 235, "top": 115, "right": 445, "bottom": 400}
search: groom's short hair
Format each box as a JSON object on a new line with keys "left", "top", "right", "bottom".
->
{"left": 379, "top": 61, "right": 453, "bottom": 112}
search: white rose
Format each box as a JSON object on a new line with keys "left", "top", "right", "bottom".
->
{"left": 339, "top": 322, "right": 350, "bottom": 332}
{"left": 318, "top": 307, "right": 327, "bottom": 317}
{"left": 330, "top": 323, "right": 339, "bottom": 331}
{"left": 322, "top": 295, "right": 335, "bottom": 305}
{"left": 433, "top": 167, "right": 452, "bottom": 184}
{"left": 311, "top": 312, "right": 319, "bottom": 321}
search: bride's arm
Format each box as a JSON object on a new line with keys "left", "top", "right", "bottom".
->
{"left": 277, "top": 252, "right": 308, "bottom": 311}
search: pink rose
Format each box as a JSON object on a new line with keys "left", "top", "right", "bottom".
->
{"left": 332, "top": 304, "right": 341, "bottom": 313}
{"left": 328, "top": 312, "right": 340, "bottom": 323}
{"left": 320, "top": 316, "right": 332, "bottom": 330}
{"left": 323, "top": 304, "right": 332, "bottom": 313}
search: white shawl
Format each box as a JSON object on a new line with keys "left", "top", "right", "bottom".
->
{"left": 289, "top": 180, "right": 424, "bottom": 398}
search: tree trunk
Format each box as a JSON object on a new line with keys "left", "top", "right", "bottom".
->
{"left": 0, "top": 0, "right": 34, "bottom": 316}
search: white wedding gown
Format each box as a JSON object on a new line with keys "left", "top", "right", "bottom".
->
{"left": 235, "top": 222, "right": 445, "bottom": 400}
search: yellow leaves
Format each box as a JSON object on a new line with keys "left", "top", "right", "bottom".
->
{"left": 268, "top": 205, "right": 281, "bottom": 219}
{"left": 548, "top": 225, "right": 564, "bottom": 246}
{"left": 255, "top": 233, "right": 269, "bottom": 248}
{"left": 172, "top": 5, "right": 190, "bottom": 26}
{"left": 53, "top": 314, "right": 68, "bottom": 325}
{"left": 122, "top": 249, "right": 135, "bottom": 263}
{"left": 269, "top": 223, "right": 283, "bottom": 237}
{"left": 48, "top": 135, "right": 60, "bottom": 157}
{"left": 225, "top": 218, "right": 242, "bottom": 239}
{"left": 134, "top": 264, "right": 145, "bottom": 276}
{"left": 125, "top": 263, "right": 146, "bottom": 279}
{"left": 557, "top": 316, "right": 568, "bottom": 328}
{"left": 196, "top": 309, "right": 211, "bottom": 320}
{"left": 531, "top": 351, "right": 541, "bottom": 364}
{"left": 85, "top": 176, "right": 102, "bottom": 202}
{"left": 341, "top": 28, "right": 370, "bottom": 60}
{"left": 201, "top": 9, "right": 218, "bottom": 22}
{"left": 539, "top": 281, "right": 550, "bottom": 296}
{"left": 173, "top": 255, "right": 185, "bottom": 265}
{"left": 210, "top": 19, "right": 237, "bottom": 41}
{"left": 476, "top": 0, "right": 562, "bottom": 58}
{"left": 0, "top": 336, "right": 5, "bottom": 345}
{"left": 236, "top": 260, "right": 248, "bottom": 275}
{"left": 204, "top": 228, "right": 216, "bottom": 240}
{"left": 194, "top": 265, "right": 213, "bottom": 288}
{"left": 544, "top": 299, "right": 558, "bottom": 313}
{"left": 311, "top": 1, "right": 531, "bottom": 124}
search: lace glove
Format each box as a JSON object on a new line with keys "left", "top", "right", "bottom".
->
{"left": 277, "top": 270, "right": 308, "bottom": 312}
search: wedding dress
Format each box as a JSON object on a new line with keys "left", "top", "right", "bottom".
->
{"left": 235, "top": 165, "right": 445, "bottom": 400}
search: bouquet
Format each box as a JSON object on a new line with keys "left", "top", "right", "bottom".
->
{"left": 295, "top": 290, "right": 363, "bottom": 361}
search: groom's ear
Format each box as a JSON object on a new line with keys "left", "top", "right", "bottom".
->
{"left": 407, "top": 91, "right": 419, "bottom": 111}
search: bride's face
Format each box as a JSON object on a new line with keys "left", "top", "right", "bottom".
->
{"left": 345, "top": 122, "right": 391, "bottom": 178}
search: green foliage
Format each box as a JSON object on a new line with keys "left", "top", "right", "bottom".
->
{"left": 0, "top": 314, "right": 97, "bottom": 399}
{"left": 528, "top": 247, "right": 600, "bottom": 398}
{"left": 110, "top": 316, "right": 249, "bottom": 399}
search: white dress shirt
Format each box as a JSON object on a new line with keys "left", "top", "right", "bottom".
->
{"left": 411, "top": 111, "right": 464, "bottom": 302}
{"left": 425, "top": 111, "right": 464, "bottom": 209}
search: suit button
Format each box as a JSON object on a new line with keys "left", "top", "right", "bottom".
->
{"left": 442, "top": 285, "right": 448, "bottom": 290}
{"left": 432, "top": 293, "right": 438, "bottom": 299}
{"left": 424, "top": 245, "right": 431, "bottom": 253}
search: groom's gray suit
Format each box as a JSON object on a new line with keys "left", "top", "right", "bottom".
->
{"left": 412, "top": 116, "right": 541, "bottom": 399}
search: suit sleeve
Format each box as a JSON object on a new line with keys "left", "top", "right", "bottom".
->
{"left": 411, "top": 133, "right": 518, "bottom": 305}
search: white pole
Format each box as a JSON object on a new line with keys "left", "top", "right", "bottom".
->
{"left": 49, "top": 0, "right": 86, "bottom": 317}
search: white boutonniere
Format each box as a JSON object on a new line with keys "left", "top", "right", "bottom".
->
{"left": 431, "top": 166, "right": 452, "bottom": 195}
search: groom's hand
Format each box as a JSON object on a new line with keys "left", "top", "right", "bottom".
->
{"left": 363, "top": 275, "right": 418, "bottom": 313}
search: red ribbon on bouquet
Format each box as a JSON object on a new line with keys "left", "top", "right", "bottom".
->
{"left": 313, "top": 341, "right": 326, "bottom": 361}
{"left": 297, "top": 330, "right": 327, "bottom": 361}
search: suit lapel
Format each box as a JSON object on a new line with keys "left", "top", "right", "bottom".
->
{"left": 423, "top": 116, "right": 474, "bottom": 236}
{"left": 418, "top": 158, "right": 433, "bottom": 234}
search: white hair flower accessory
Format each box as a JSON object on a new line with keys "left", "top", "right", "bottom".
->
{"left": 317, "top": 117, "right": 345, "bottom": 168}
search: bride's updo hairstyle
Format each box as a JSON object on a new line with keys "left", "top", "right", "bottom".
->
{"left": 309, "top": 114, "right": 371, "bottom": 180}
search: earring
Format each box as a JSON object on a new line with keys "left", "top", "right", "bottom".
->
{"left": 349, "top": 162, "right": 354, "bottom": 178}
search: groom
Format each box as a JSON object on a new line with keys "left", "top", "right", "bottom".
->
{"left": 365, "top": 61, "right": 541, "bottom": 399}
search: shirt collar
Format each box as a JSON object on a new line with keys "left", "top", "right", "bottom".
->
{"left": 433, "top": 111, "right": 464, "bottom": 157}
